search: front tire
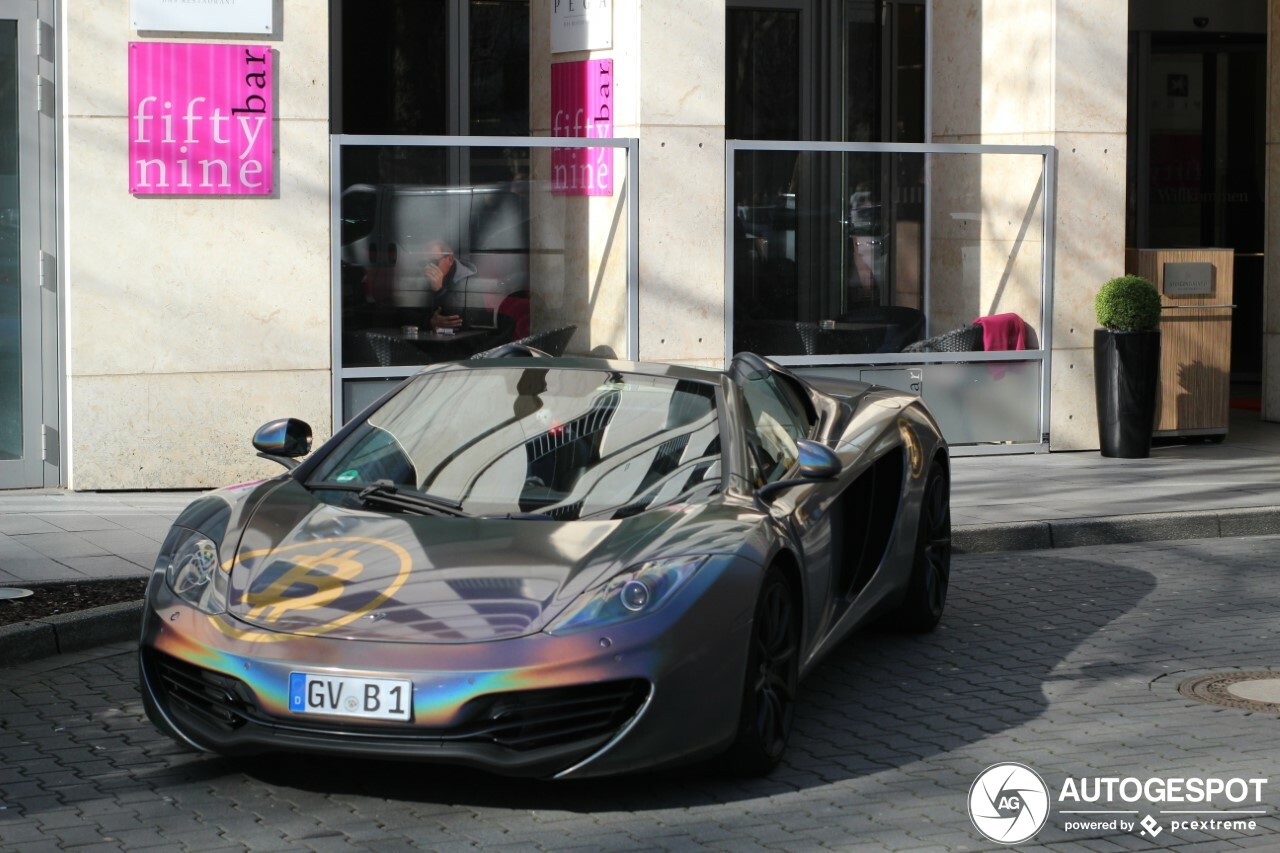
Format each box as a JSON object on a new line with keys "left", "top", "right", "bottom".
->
{"left": 893, "top": 462, "right": 951, "bottom": 632}
{"left": 722, "top": 566, "right": 799, "bottom": 775}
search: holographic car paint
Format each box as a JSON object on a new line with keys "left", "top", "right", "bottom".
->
{"left": 141, "top": 356, "right": 949, "bottom": 777}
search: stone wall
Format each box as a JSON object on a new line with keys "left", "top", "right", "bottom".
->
{"left": 65, "top": 2, "right": 332, "bottom": 488}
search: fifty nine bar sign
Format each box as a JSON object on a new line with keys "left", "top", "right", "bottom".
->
{"left": 129, "top": 42, "right": 273, "bottom": 196}
{"left": 551, "top": 59, "right": 613, "bottom": 197}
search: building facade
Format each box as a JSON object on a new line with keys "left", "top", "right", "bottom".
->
{"left": 0, "top": 0, "right": 1271, "bottom": 489}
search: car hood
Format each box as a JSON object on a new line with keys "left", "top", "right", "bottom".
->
{"left": 223, "top": 479, "right": 747, "bottom": 643}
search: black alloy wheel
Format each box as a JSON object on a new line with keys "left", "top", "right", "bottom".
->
{"left": 895, "top": 462, "right": 951, "bottom": 632}
{"left": 724, "top": 566, "right": 799, "bottom": 775}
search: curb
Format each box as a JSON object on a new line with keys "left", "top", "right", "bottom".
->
{"left": 0, "top": 600, "right": 141, "bottom": 665}
{"left": 954, "top": 505, "right": 1280, "bottom": 554}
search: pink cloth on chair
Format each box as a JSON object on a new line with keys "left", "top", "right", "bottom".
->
{"left": 972, "top": 313, "right": 1027, "bottom": 352}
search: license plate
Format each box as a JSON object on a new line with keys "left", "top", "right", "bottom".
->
{"left": 288, "top": 672, "right": 412, "bottom": 721}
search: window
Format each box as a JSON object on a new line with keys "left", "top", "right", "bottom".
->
{"left": 331, "top": 0, "right": 529, "bottom": 136}
{"left": 738, "top": 369, "right": 814, "bottom": 484}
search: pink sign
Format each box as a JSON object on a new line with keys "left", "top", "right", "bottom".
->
{"left": 129, "top": 42, "right": 273, "bottom": 196}
{"left": 551, "top": 60, "right": 613, "bottom": 196}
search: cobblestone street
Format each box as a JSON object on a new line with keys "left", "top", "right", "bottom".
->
{"left": 4, "top": 536, "right": 1280, "bottom": 851}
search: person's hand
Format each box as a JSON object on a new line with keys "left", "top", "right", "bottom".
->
{"left": 430, "top": 307, "right": 463, "bottom": 330}
{"left": 424, "top": 254, "right": 455, "bottom": 292}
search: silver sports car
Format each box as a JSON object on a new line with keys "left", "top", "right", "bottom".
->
{"left": 139, "top": 352, "right": 950, "bottom": 778}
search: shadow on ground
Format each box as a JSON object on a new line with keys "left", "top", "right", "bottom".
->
{"left": 186, "top": 552, "right": 1155, "bottom": 809}
{"left": 2, "top": 552, "right": 1156, "bottom": 817}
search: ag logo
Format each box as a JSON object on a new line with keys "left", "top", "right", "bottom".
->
{"left": 969, "top": 762, "right": 1050, "bottom": 844}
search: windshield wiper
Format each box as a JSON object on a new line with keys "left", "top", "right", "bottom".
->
{"left": 357, "top": 480, "right": 469, "bottom": 518}
{"left": 309, "top": 479, "right": 469, "bottom": 518}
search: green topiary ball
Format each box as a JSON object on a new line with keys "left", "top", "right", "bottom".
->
{"left": 1095, "top": 275, "right": 1162, "bottom": 332}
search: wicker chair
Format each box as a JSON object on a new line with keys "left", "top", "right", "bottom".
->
{"left": 472, "top": 323, "right": 577, "bottom": 359}
{"left": 733, "top": 320, "right": 819, "bottom": 357}
{"left": 794, "top": 321, "right": 821, "bottom": 356}
{"left": 837, "top": 305, "right": 926, "bottom": 352}
{"left": 342, "top": 332, "right": 380, "bottom": 368}
{"left": 517, "top": 324, "right": 578, "bottom": 357}
{"left": 360, "top": 331, "right": 429, "bottom": 366}
{"left": 901, "top": 324, "right": 984, "bottom": 354}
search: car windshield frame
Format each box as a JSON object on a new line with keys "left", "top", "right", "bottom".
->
{"left": 305, "top": 364, "right": 727, "bottom": 521}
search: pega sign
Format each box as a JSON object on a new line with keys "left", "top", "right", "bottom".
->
{"left": 129, "top": 42, "right": 273, "bottom": 196}
{"left": 551, "top": 59, "right": 612, "bottom": 197}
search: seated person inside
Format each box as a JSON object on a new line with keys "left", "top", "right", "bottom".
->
{"left": 423, "top": 238, "right": 476, "bottom": 332}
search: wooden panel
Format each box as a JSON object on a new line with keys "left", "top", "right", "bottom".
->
{"left": 1124, "top": 248, "right": 1234, "bottom": 434}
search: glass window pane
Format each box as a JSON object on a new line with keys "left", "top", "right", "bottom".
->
{"left": 732, "top": 148, "right": 1045, "bottom": 360}
{"left": 336, "top": 0, "right": 449, "bottom": 135}
{"left": 338, "top": 142, "right": 631, "bottom": 372}
{"left": 733, "top": 150, "right": 929, "bottom": 356}
{"left": 727, "top": 9, "right": 800, "bottom": 141}
{"left": 843, "top": 0, "right": 881, "bottom": 142}
{"left": 893, "top": 2, "right": 926, "bottom": 143}
{"left": 469, "top": 0, "right": 530, "bottom": 136}
{"left": 739, "top": 373, "right": 806, "bottom": 483}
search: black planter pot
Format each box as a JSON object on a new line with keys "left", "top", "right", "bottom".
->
{"left": 1094, "top": 328, "right": 1161, "bottom": 458}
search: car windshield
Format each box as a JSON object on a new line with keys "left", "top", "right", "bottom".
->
{"left": 308, "top": 366, "right": 723, "bottom": 520}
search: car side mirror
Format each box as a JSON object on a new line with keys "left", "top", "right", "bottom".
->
{"left": 794, "top": 439, "right": 841, "bottom": 479}
{"left": 253, "top": 418, "right": 313, "bottom": 470}
{"left": 756, "top": 439, "right": 842, "bottom": 504}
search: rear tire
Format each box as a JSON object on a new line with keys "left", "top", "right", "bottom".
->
{"left": 722, "top": 566, "right": 799, "bottom": 776}
{"left": 892, "top": 462, "right": 951, "bottom": 632}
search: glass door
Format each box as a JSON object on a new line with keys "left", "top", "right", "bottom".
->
{"left": 0, "top": 0, "right": 41, "bottom": 488}
{"left": 1128, "top": 32, "right": 1266, "bottom": 381}
{"left": 727, "top": 0, "right": 926, "bottom": 356}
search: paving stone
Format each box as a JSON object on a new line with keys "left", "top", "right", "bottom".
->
{"left": 0, "top": 840, "right": 62, "bottom": 853}
{"left": 39, "top": 514, "right": 124, "bottom": 534}
{"left": 0, "top": 819, "right": 50, "bottom": 844}
{"left": 51, "top": 824, "right": 110, "bottom": 846}
{"left": 5, "top": 538, "right": 1280, "bottom": 850}
{"left": 12, "top": 532, "right": 110, "bottom": 560}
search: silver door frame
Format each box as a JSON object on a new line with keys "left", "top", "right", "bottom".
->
{"left": 0, "top": 0, "right": 54, "bottom": 488}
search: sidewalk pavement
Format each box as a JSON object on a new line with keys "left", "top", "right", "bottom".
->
{"left": 2, "top": 407, "right": 1280, "bottom": 586}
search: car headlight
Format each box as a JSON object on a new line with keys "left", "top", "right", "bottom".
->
{"left": 546, "top": 555, "right": 710, "bottom": 635}
{"left": 159, "top": 526, "right": 229, "bottom": 615}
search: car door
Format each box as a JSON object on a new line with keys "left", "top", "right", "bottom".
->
{"left": 730, "top": 357, "right": 841, "bottom": 650}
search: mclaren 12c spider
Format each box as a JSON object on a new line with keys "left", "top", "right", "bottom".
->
{"left": 139, "top": 352, "right": 950, "bottom": 778}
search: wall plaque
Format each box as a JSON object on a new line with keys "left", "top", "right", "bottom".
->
{"left": 1163, "top": 262, "right": 1214, "bottom": 296}
{"left": 551, "top": 0, "right": 611, "bottom": 53}
{"left": 132, "top": 0, "right": 273, "bottom": 35}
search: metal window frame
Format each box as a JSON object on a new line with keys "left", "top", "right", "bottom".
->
{"left": 329, "top": 134, "right": 641, "bottom": 433}
{"left": 724, "top": 139, "right": 1057, "bottom": 451}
